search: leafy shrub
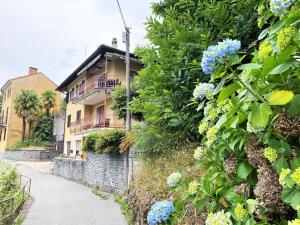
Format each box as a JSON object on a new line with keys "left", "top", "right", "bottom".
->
{"left": 83, "top": 130, "right": 125, "bottom": 155}
{"left": 0, "top": 162, "right": 18, "bottom": 199}
{"left": 96, "top": 129, "right": 125, "bottom": 155}
{"left": 154, "top": 1, "right": 300, "bottom": 224}
{"left": 82, "top": 133, "right": 101, "bottom": 152}
{"left": 132, "top": 123, "right": 184, "bottom": 156}
{"left": 9, "top": 138, "right": 47, "bottom": 151}
{"left": 33, "top": 113, "right": 54, "bottom": 142}
{"left": 132, "top": 0, "right": 260, "bottom": 141}
{"left": 111, "top": 85, "right": 143, "bottom": 121}
{"left": 126, "top": 145, "right": 201, "bottom": 224}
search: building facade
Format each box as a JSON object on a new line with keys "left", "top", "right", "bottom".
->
{"left": 0, "top": 67, "right": 61, "bottom": 151}
{"left": 57, "top": 44, "right": 141, "bottom": 157}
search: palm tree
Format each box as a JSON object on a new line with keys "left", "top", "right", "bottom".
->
{"left": 41, "top": 90, "right": 56, "bottom": 115}
{"left": 14, "top": 90, "right": 41, "bottom": 142}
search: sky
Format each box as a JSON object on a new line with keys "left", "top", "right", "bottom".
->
{"left": 0, "top": 0, "right": 154, "bottom": 88}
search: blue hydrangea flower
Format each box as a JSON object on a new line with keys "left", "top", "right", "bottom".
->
{"left": 193, "top": 83, "right": 215, "bottom": 100}
{"left": 147, "top": 201, "right": 175, "bottom": 225}
{"left": 167, "top": 172, "right": 182, "bottom": 187}
{"left": 270, "top": 0, "right": 296, "bottom": 13}
{"left": 201, "top": 39, "right": 241, "bottom": 75}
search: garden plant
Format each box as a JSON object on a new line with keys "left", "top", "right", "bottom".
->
{"left": 146, "top": 0, "right": 300, "bottom": 224}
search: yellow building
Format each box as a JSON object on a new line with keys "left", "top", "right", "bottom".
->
{"left": 57, "top": 44, "right": 142, "bottom": 157}
{"left": 0, "top": 67, "right": 61, "bottom": 151}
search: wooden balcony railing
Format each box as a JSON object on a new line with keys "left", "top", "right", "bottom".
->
{"left": 0, "top": 116, "right": 7, "bottom": 125}
{"left": 71, "top": 73, "right": 121, "bottom": 103}
{"left": 70, "top": 115, "right": 125, "bottom": 134}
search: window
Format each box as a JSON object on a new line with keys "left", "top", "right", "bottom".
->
{"left": 7, "top": 88, "right": 11, "bottom": 98}
{"left": 70, "top": 88, "right": 75, "bottom": 102}
{"left": 3, "top": 128, "right": 6, "bottom": 141}
{"left": 76, "top": 110, "right": 81, "bottom": 122}
{"left": 0, "top": 129, "right": 2, "bottom": 141}
{"left": 67, "top": 115, "right": 71, "bottom": 127}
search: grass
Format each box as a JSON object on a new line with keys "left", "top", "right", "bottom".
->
{"left": 13, "top": 217, "right": 26, "bottom": 225}
{"left": 115, "top": 195, "right": 134, "bottom": 225}
{"left": 91, "top": 188, "right": 109, "bottom": 200}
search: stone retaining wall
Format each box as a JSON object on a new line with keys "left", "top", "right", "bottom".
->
{"left": 4, "top": 150, "right": 59, "bottom": 161}
{"left": 53, "top": 152, "right": 142, "bottom": 194}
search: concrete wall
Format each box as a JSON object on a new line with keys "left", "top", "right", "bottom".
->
{"left": 53, "top": 151, "right": 142, "bottom": 194}
{"left": 4, "top": 150, "right": 59, "bottom": 161}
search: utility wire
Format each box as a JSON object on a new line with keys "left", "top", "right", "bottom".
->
{"left": 116, "top": 0, "right": 127, "bottom": 29}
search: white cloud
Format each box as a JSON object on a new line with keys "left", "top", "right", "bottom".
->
{"left": 0, "top": 0, "right": 153, "bottom": 88}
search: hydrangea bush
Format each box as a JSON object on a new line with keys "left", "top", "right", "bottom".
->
{"left": 147, "top": 0, "right": 300, "bottom": 224}
{"left": 147, "top": 201, "right": 175, "bottom": 225}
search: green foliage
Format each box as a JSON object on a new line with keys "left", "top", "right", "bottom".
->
{"left": 9, "top": 138, "right": 47, "bottom": 151}
{"left": 33, "top": 113, "right": 54, "bottom": 142}
{"left": 41, "top": 90, "right": 56, "bottom": 114}
{"left": 0, "top": 162, "right": 18, "bottom": 199}
{"left": 95, "top": 129, "right": 125, "bottom": 155}
{"left": 132, "top": 0, "right": 260, "bottom": 141}
{"left": 91, "top": 188, "right": 109, "bottom": 200}
{"left": 83, "top": 130, "right": 125, "bottom": 155}
{"left": 115, "top": 195, "right": 134, "bottom": 225}
{"left": 14, "top": 90, "right": 41, "bottom": 141}
{"left": 111, "top": 85, "right": 143, "bottom": 121}
{"left": 132, "top": 123, "right": 183, "bottom": 156}
{"left": 82, "top": 133, "right": 100, "bottom": 152}
{"left": 160, "top": 1, "right": 300, "bottom": 224}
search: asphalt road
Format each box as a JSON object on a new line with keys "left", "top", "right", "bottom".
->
{"left": 6, "top": 160, "right": 127, "bottom": 225}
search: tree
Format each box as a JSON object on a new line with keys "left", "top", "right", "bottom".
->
{"left": 14, "top": 90, "right": 41, "bottom": 142}
{"left": 111, "top": 85, "right": 143, "bottom": 122}
{"left": 132, "top": 0, "right": 260, "bottom": 141}
{"left": 41, "top": 90, "right": 56, "bottom": 115}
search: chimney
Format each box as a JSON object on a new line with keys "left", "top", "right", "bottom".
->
{"left": 112, "top": 38, "right": 118, "bottom": 48}
{"left": 28, "top": 67, "right": 38, "bottom": 75}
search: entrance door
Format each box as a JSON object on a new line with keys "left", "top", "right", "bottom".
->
{"left": 96, "top": 106, "right": 105, "bottom": 127}
{"left": 67, "top": 141, "right": 71, "bottom": 157}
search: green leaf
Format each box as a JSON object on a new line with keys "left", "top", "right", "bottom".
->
{"left": 258, "top": 28, "right": 269, "bottom": 40}
{"left": 268, "top": 90, "right": 294, "bottom": 105}
{"left": 275, "top": 157, "right": 289, "bottom": 174}
{"left": 290, "top": 158, "right": 300, "bottom": 170}
{"left": 249, "top": 103, "right": 272, "bottom": 128}
{"left": 238, "top": 63, "right": 262, "bottom": 70}
{"left": 246, "top": 199, "right": 258, "bottom": 214}
{"left": 217, "top": 83, "right": 240, "bottom": 104}
{"left": 269, "top": 62, "right": 293, "bottom": 74}
{"left": 268, "top": 139, "right": 291, "bottom": 154}
{"left": 237, "top": 162, "right": 253, "bottom": 180}
{"left": 196, "top": 197, "right": 207, "bottom": 211}
{"left": 288, "top": 94, "right": 300, "bottom": 115}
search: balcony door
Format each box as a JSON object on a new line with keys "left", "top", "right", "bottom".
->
{"left": 96, "top": 106, "right": 105, "bottom": 127}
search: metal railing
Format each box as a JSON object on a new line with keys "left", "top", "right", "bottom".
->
{"left": 71, "top": 73, "right": 121, "bottom": 103}
{"left": 70, "top": 115, "right": 125, "bottom": 134}
{"left": 0, "top": 175, "right": 31, "bottom": 225}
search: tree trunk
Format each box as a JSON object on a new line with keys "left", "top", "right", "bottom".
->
{"left": 22, "top": 117, "right": 26, "bottom": 142}
{"left": 28, "top": 121, "right": 32, "bottom": 140}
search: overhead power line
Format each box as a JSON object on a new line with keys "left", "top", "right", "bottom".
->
{"left": 116, "top": 0, "right": 127, "bottom": 29}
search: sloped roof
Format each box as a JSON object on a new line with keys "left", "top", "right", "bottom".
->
{"left": 57, "top": 44, "right": 138, "bottom": 92}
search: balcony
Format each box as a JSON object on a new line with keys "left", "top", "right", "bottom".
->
{"left": 70, "top": 115, "right": 125, "bottom": 134}
{"left": 0, "top": 116, "right": 7, "bottom": 127}
{"left": 71, "top": 73, "right": 121, "bottom": 105}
